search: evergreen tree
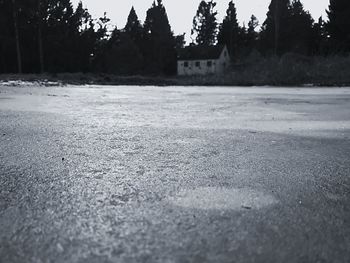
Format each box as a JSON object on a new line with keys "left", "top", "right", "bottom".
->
{"left": 96, "top": 12, "right": 111, "bottom": 40}
{"left": 124, "top": 6, "right": 143, "bottom": 44}
{"left": 175, "top": 34, "right": 186, "bottom": 49}
{"left": 100, "top": 29, "right": 143, "bottom": 75}
{"left": 217, "top": 1, "right": 240, "bottom": 56}
{"left": 260, "top": 0, "right": 291, "bottom": 55}
{"left": 217, "top": 7, "right": 259, "bottom": 60}
{"left": 2, "top": 0, "right": 44, "bottom": 73}
{"left": 312, "top": 16, "right": 327, "bottom": 55}
{"left": 11, "top": 0, "right": 23, "bottom": 73}
{"left": 246, "top": 15, "right": 259, "bottom": 49}
{"left": 44, "top": 0, "right": 77, "bottom": 72}
{"left": 72, "top": 2, "right": 97, "bottom": 72}
{"left": 124, "top": 6, "right": 144, "bottom": 68}
{"left": 326, "top": 0, "right": 350, "bottom": 52}
{"left": 96, "top": 7, "right": 144, "bottom": 75}
{"left": 143, "top": 0, "right": 176, "bottom": 74}
{"left": 20, "top": 0, "right": 40, "bottom": 73}
{"left": 72, "top": 1, "right": 91, "bottom": 30}
{"left": 92, "top": 13, "right": 113, "bottom": 72}
{"left": 288, "top": 0, "right": 314, "bottom": 55}
{"left": 192, "top": 0, "right": 218, "bottom": 46}
{"left": 248, "top": 15, "right": 259, "bottom": 33}
{"left": 0, "top": 0, "right": 16, "bottom": 73}
{"left": 43, "top": 0, "right": 100, "bottom": 72}
{"left": 261, "top": 0, "right": 318, "bottom": 56}
{"left": 34, "top": 0, "right": 46, "bottom": 73}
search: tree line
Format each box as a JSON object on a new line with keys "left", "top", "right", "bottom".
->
{"left": 0, "top": 0, "right": 349, "bottom": 75}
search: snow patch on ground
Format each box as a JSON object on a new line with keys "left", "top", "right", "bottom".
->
{"left": 0, "top": 80, "right": 61, "bottom": 87}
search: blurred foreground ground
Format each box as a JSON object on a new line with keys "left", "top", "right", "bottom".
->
{"left": 0, "top": 85, "right": 349, "bottom": 263}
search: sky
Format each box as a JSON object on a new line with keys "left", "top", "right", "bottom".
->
{"left": 71, "top": 0, "right": 329, "bottom": 41}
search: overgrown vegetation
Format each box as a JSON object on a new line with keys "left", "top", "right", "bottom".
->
{"left": 1, "top": 55, "right": 350, "bottom": 87}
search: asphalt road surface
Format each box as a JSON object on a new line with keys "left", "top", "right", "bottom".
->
{"left": 0, "top": 84, "right": 350, "bottom": 263}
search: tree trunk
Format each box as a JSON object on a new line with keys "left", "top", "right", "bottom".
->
{"left": 0, "top": 43, "right": 6, "bottom": 73}
{"left": 274, "top": 0, "right": 280, "bottom": 56}
{"left": 37, "top": 0, "right": 44, "bottom": 73}
{"left": 11, "top": 0, "right": 22, "bottom": 74}
{"left": 38, "top": 26, "right": 44, "bottom": 73}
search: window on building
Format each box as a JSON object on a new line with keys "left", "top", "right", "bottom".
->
{"left": 224, "top": 51, "right": 227, "bottom": 57}
{"left": 195, "top": 61, "right": 200, "bottom": 67}
{"left": 184, "top": 61, "right": 189, "bottom": 67}
{"left": 207, "top": 61, "right": 212, "bottom": 67}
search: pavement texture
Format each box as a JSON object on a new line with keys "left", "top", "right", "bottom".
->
{"left": 0, "top": 85, "right": 349, "bottom": 263}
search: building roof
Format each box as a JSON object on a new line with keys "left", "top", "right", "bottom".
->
{"left": 177, "top": 45, "right": 226, "bottom": 61}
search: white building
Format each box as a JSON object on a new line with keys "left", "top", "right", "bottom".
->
{"left": 177, "top": 45, "right": 230, "bottom": 76}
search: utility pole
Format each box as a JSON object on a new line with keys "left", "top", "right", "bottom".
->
{"left": 11, "top": 0, "right": 22, "bottom": 74}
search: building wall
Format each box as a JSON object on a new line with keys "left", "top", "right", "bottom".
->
{"left": 216, "top": 46, "right": 231, "bottom": 74}
{"left": 177, "top": 60, "right": 216, "bottom": 76}
{"left": 177, "top": 46, "right": 231, "bottom": 76}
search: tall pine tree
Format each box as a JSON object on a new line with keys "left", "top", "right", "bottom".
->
{"left": 260, "top": 0, "right": 291, "bottom": 55}
{"left": 217, "top": 1, "right": 240, "bottom": 57}
{"left": 44, "top": 0, "right": 77, "bottom": 72}
{"left": 11, "top": 0, "right": 23, "bottom": 73}
{"left": 312, "top": 16, "right": 326, "bottom": 55}
{"left": 192, "top": 0, "right": 218, "bottom": 46}
{"left": 245, "top": 15, "right": 259, "bottom": 52}
{"left": 143, "top": 0, "right": 176, "bottom": 75}
{"left": 0, "top": 0, "right": 17, "bottom": 73}
{"left": 326, "top": 0, "right": 350, "bottom": 52}
{"left": 71, "top": 1, "right": 97, "bottom": 72}
{"left": 97, "top": 7, "right": 144, "bottom": 75}
{"left": 124, "top": 6, "right": 143, "bottom": 44}
{"left": 288, "top": 0, "right": 314, "bottom": 55}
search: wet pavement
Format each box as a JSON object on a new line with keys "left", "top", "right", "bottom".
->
{"left": 0, "top": 85, "right": 350, "bottom": 263}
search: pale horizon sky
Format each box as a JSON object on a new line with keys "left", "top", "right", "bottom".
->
{"left": 71, "top": 0, "right": 329, "bottom": 39}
